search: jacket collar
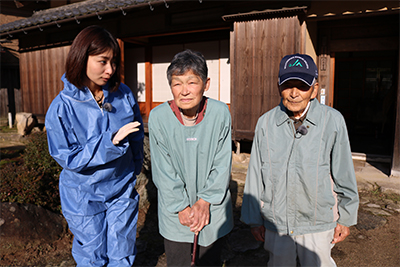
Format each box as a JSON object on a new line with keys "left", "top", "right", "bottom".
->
{"left": 61, "top": 73, "right": 110, "bottom": 101}
{"left": 276, "top": 98, "right": 321, "bottom": 127}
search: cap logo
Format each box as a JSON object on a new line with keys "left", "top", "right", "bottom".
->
{"left": 289, "top": 59, "right": 303, "bottom": 67}
{"left": 279, "top": 54, "right": 317, "bottom": 86}
{"left": 283, "top": 56, "right": 309, "bottom": 69}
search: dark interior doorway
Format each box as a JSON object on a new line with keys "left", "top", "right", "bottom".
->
{"left": 334, "top": 51, "right": 398, "bottom": 156}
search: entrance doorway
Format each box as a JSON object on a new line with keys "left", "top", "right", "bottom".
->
{"left": 334, "top": 51, "right": 398, "bottom": 156}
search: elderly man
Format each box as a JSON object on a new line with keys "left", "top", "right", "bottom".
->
{"left": 241, "top": 53, "right": 359, "bottom": 266}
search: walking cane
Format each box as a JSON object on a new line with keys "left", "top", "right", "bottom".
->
{"left": 191, "top": 232, "right": 199, "bottom": 267}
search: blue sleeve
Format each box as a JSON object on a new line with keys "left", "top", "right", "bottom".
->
{"left": 126, "top": 89, "right": 144, "bottom": 175}
{"left": 45, "top": 102, "right": 129, "bottom": 174}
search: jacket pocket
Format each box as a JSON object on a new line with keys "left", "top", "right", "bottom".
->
{"left": 260, "top": 166, "right": 273, "bottom": 204}
{"left": 260, "top": 166, "right": 275, "bottom": 224}
{"left": 314, "top": 173, "right": 338, "bottom": 224}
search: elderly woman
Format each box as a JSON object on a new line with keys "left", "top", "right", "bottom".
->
{"left": 149, "top": 49, "right": 233, "bottom": 266}
{"left": 45, "top": 25, "right": 143, "bottom": 267}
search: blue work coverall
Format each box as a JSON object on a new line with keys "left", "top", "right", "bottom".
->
{"left": 45, "top": 74, "right": 143, "bottom": 267}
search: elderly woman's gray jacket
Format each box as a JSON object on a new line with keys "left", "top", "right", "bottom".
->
{"left": 241, "top": 99, "right": 359, "bottom": 236}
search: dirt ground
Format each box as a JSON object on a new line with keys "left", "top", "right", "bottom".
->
{"left": 1, "top": 186, "right": 399, "bottom": 267}
{"left": 1, "top": 140, "right": 399, "bottom": 266}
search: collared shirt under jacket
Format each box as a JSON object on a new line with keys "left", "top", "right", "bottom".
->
{"left": 148, "top": 98, "right": 234, "bottom": 247}
{"left": 241, "top": 99, "right": 359, "bottom": 236}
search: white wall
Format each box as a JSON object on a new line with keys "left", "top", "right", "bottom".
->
{"left": 125, "top": 40, "right": 230, "bottom": 104}
{"left": 124, "top": 47, "right": 145, "bottom": 102}
{"left": 219, "top": 39, "right": 231, "bottom": 103}
{"left": 152, "top": 44, "right": 183, "bottom": 102}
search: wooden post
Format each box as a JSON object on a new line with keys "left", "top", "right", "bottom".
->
{"left": 145, "top": 46, "right": 153, "bottom": 119}
{"left": 117, "top": 39, "right": 125, "bottom": 84}
{"left": 318, "top": 35, "right": 333, "bottom": 107}
{"left": 328, "top": 52, "right": 335, "bottom": 107}
{"left": 391, "top": 53, "right": 400, "bottom": 178}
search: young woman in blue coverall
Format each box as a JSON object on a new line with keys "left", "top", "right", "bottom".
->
{"left": 45, "top": 25, "right": 143, "bottom": 267}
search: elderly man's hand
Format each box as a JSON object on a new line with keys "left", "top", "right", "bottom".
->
{"left": 251, "top": 225, "right": 266, "bottom": 242}
{"left": 189, "top": 198, "right": 210, "bottom": 234}
{"left": 332, "top": 223, "right": 350, "bottom": 244}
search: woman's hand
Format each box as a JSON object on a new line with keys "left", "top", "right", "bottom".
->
{"left": 112, "top": 121, "right": 141, "bottom": 145}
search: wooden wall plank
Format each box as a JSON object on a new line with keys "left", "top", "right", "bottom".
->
{"left": 19, "top": 46, "right": 69, "bottom": 117}
{"left": 24, "top": 52, "right": 34, "bottom": 112}
{"left": 0, "top": 89, "right": 7, "bottom": 117}
{"left": 19, "top": 53, "right": 26, "bottom": 113}
{"left": 32, "top": 51, "right": 41, "bottom": 114}
{"left": 231, "top": 16, "right": 302, "bottom": 141}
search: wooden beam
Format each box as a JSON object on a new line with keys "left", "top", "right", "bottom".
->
{"left": 123, "top": 26, "right": 230, "bottom": 41}
{"left": 121, "top": 37, "right": 149, "bottom": 45}
{"left": 330, "top": 37, "right": 399, "bottom": 52}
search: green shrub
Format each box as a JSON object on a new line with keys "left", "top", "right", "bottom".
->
{"left": 24, "top": 132, "right": 61, "bottom": 177}
{"left": 0, "top": 132, "right": 62, "bottom": 212}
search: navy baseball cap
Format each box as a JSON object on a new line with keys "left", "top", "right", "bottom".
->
{"left": 278, "top": 53, "right": 318, "bottom": 86}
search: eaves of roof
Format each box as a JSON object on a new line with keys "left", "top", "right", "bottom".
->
{"left": 222, "top": 5, "right": 400, "bottom": 22}
{"left": 0, "top": 0, "right": 167, "bottom": 37}
{"left": 222, "top": 6, "right": 308, "bottom": 22}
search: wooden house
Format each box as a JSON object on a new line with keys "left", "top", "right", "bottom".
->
{"left": 1, "top": 0, "right": 399, "bottom": 176}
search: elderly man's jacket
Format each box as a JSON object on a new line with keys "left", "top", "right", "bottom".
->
{"left": 241, "top": 99, "right": 359, "bottom": 236}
